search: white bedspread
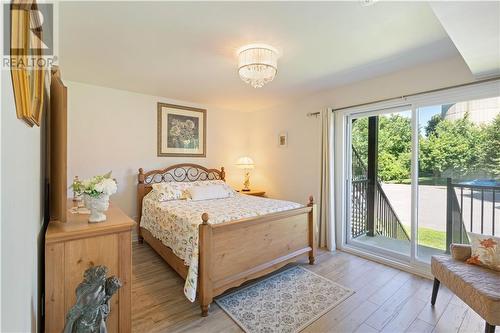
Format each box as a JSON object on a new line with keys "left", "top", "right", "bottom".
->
{"left": 140, "top": 192, "right": 302, "bottom": 301}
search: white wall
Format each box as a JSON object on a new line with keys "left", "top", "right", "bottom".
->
{"left": 66, "top": 56, "right": 476, "bottom": 224}
{"left": 247, "top": 100, "right": 323, "bottom": 205}
{"left": 67, "top": 81, "right": 250, "bottom": 219}
{"left": 248, "top": 56, "right": 475, "bottom": 205}
{"left": 1, "top": 68, "right": 44, "bottom": 331}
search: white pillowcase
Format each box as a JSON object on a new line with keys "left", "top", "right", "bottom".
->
{"left": 188, "top": 184, "right": 233, "bottom": 201}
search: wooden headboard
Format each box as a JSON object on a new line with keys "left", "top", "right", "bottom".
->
{"left": 136, "top": 163, "right": 225, "bottom": 225}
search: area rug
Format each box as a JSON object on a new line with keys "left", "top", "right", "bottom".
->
{"left": 215, "top": 265, "right": 354, "bottom": 333}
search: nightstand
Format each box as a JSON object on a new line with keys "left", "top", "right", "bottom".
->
{"left": 238, "top": 189, "right": 266, "bottom": 197}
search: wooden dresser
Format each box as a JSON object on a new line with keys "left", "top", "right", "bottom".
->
{"left": 45, "top": 200, "right": 135, "bottom": 333}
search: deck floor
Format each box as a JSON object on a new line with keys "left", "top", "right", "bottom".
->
{"left": 132, "top": 242, "right": 485, "bottom": 333}
{"left": 353, "top": 234, "right": 444, "bottom": 262}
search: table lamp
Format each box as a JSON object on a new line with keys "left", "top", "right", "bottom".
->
{"left": 236, "top": 156, "right": 255, "bottom": 191}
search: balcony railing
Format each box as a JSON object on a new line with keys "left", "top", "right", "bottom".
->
{"left": 446, "top": 178, "right": 499, "bottom": 251}
{"left": 351, "top": 147, "right": 410, "bottom": 241}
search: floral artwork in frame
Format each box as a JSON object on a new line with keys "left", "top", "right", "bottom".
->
{"left": 157, "top": 103, "right": 206, "bottom": 157}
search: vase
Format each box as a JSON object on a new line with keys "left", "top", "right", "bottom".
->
{"left": 83, "top": 194, "right": 110, "bottom": 223}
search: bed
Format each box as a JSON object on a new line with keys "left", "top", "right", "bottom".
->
{"left": 137, "top": 163, "right": 317, "bottom": 316}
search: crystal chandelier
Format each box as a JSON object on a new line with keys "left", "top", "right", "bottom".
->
{"left": 237, "top": 44, "right": 278, "bottom": 88}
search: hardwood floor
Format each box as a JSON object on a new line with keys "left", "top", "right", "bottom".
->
{"left": 132, "top": 243, "right": 485, "bottom": 333}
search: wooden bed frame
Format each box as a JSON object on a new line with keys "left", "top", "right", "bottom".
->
{"left": 137, "top": 163, "right": 317, "bottom": 316}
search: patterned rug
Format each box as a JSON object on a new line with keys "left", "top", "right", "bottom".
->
{"left": 215, "top": 266, "right": 354, "bottom": 333}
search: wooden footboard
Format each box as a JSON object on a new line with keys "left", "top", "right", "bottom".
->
{"left": 198, "top": 196, "right": 317, "bottom": 316}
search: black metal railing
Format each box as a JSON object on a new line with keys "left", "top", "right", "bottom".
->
{"left": 352, "top": 147, "right": 367, "bottom": 181}
{"left": 375, "top": 182, "right": 410, "bottom": 240}
{"left": 351, "top": 147, "right": 410, "bottom": 241}
{"left": 446, "top": 178, "right": 499, "bottom": 250}
{"left": 352, "top": 179, "right": 368, "bottom": 238}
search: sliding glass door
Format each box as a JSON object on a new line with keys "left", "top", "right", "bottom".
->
{"left": 417, "top": 97, "right": 500, "bottom": 262}
{"left": 339, "top": 82, "right": 500, "bottom": 268}
{"left": 347, "top": 107, "right": 413, "bottom": 260}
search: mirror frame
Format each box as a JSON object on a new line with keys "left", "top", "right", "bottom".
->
{"left": 10, "top": 0, "right": 45, "bottom": 127}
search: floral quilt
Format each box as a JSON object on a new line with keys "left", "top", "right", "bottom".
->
{"left": 140, "top": 192, "right": 303, "bottom": 301}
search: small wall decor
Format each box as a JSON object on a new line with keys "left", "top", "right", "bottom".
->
{"left": 157, "top": 103, "right": 206, "bottom": 157}
{"left": 63, "top": 265, "right": 122, "bottom": 333}
{"left": 278, "top": 131, "right": 288, "bottom": 147}
{"left": 10, "top": 0, "right": 46, "bottom": 126}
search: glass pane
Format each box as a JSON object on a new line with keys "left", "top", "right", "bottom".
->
{"left": 417, "top": 96, "right": 500, "bottom": 262}
{"left": 349, "top": 110, "right": 412, "bottom": 257}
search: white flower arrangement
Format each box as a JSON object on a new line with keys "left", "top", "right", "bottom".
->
{"left": 72, "top": 172, "right": 118, "bottom": 198}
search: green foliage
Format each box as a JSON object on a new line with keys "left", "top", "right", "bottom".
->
{"left": 425, "top": 114, "right": 442, "bottom": 137}
{"left": 378, "top": 115, "right": 411, "bottom": 181}
{"left": 419, "top": 112, "right": 500, "bottom": 179}
{"left": 378, "top": 151, "right": 409, "bottom": 181}
{"left": 352, "top": 111, "right": 500, "bottom": 182}
{"left": 351, "top": 118, "right": 368, "bottom": 167}
{"left": 352, "top": 114, "right": 411, "bottom": 182}
{"left": 480, "top": 113, "right": 500, "bottom": 177}
{"left": 419, "top": 113, "right": 484, "bottom": 178}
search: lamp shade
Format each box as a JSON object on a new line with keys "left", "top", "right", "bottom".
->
{"left": 236, "top": 156, "right": 255, "bottom": 169}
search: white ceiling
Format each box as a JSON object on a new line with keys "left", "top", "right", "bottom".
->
{"left": 430, "top": 1, "right": 500, "bottom": 79}
{"left": 59, "top": 1, "right": 462, "bottom": 112}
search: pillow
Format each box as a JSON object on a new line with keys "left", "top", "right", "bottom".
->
{"left": 152, "top": 180, "right": 235, "bottom": 201}
{"left": 152, "top": 182, "right": 191, "bottom": 201}
{"left": 465, "top": 232, "right": 500, "bottom": 271}
{"left": 188, "top": 185, "right": 233, "bottom": 201}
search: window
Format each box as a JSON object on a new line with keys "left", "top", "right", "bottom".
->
{"left": 335, "top": 80, "right": 500, "bottom": 273}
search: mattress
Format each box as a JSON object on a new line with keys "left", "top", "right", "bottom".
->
{"left": 140, "top": 192, "right": 302, "bottom": 301}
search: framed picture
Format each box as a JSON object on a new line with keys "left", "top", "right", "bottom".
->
{"left": 157, "top": 103, "right": 206, "bottom": 157}
{"left": 278, "top": 132, "right": 288, "bottom": 147}
{"left": 10, "top": 0, "right": 46, "bottom": 127}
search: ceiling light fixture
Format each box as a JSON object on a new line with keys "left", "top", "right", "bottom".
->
{"left": 237, "top": 43, "right": 279, "bottom": 88}
{"left": 360, "top": 0, "right": 379, "bottom": 6}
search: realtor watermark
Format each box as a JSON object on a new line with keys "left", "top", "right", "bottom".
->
{"left": 3, "top": 2, "right": 56, "bottom": 69}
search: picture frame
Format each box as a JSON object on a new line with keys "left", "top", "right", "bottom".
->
{"left": 157, "top": 103, "right": 207, "bottom": 157}
{"left": 278, "top": 131, "right": 288, "bottom": 147}
{"left": 10, "top": 0, "right": 46, "bottom": 127}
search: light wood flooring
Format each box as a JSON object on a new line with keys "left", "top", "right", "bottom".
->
{"left": 132, "top": 243, "right": 486, "bottom": 333}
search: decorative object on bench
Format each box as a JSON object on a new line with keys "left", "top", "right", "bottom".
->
{"left": 72, "top": 172, "right": 118, "bottom": 223}
{"left": 157, "top": 103, "right": 207, "bottom": 157}
{"left": 215, "top": 266, "right": 353, "bottom": 333}
{"left": 431, "top": 243, "right": 500, "bottom": 333}
{"left": 236, "top": 156, "right": 254, "bottom": 191}
{"left": 63, "top": 265, "right": 122, "bottom": 333}
{"left": 466, "top": 233, "right": 500, "bottom": 271}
